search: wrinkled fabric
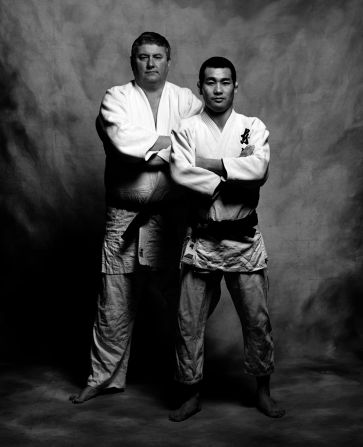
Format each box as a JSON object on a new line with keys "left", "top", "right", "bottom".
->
{"left": 171, "top": 110, "right": 269, "bottom": 221}
{"left": 102, "top": 206, "right": 185, "bottom": 273}
{"left": 89, "top": 79, "right": 202, "bottom": 389}
{"left": 180, "top": 226, "right": 267, "bottom": 272}
{"left": 99, "top": 81, "right": 202, "bottom": 271}
{"left": 99, "top": 81, "right": 202, "bottom": 207}
{"left": 171, "top": 109, "right": 269, "bottom": 272}
{"left": 99, "top": 81, "right": 202, "bottom": 162}
{"left": 88, "top": 270, "right": 179, "bottom": 389}
{"left": 175, "top": 267, "right": 274, "bottom": 384}
{"left": 171, "top": 110, "right": 274, "bottom": 382}
{"left": 88, "top": 273, "right": 138, "bottom": 389}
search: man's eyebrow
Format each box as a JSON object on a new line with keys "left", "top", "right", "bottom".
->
{"left": 205, "top": 77, "right": 232, "bottom": 82}
{"left": 137, "top": 52, "right": 164, "bottom": 56}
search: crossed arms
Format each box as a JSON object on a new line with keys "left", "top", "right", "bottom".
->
{"left": 97, "top": 85, "right": 201, "bottom": 170}
{"left": 170, "top": 119, "right": 270, "bottom": 198}
{"left": 96, "top": 88, "right": 170, "bottom": 170}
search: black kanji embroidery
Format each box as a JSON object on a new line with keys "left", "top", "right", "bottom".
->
{"left": 240, "top": 129, "right": 250, "bottom": 145}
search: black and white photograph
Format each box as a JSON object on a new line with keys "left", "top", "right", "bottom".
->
{"left": 0, "top": 0, "right": 362, "bottom": 445}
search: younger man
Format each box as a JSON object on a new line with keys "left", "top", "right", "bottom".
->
{"left": 169, "top": 57, "right": 285, "bottom": 421}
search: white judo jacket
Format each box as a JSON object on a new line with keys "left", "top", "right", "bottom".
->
{"left": 170, "top": 110, "right": 270, "bottom": 272}
{"left": 171, "top": 109, "right": 269, "bottom": 222}
{"left": 98, "top": 80, "right": 202, "bottom": 206}
{"left": 97, "top": 80, "right": 202, "bottom": 272}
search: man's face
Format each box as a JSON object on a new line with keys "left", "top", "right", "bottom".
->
{"left": 132, "top": 44, "right": 170, "bottom": 88}
{"left": 199, "top": 67, "right": 237, "bottom": 114}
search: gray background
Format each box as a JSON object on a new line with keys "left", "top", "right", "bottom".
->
{"left": 1, "top": 0, "right": 362, "bottom": 371}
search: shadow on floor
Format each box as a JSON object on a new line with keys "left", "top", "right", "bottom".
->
{"left": 1, "top": 356, "right": 363, "bottom": 446}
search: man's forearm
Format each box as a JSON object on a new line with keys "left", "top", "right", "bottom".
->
{"left": 195, "top": 156, "right": 226, "bottom": 176}
{"left": 150, "top": 135, "right": 171, "bottom": 152}
{"left": 145, "top": 135, "right": 171, "bottom": 170}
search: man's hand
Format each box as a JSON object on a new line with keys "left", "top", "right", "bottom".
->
{"left": 239, "top": 144, "right": 255, "bottom": 157}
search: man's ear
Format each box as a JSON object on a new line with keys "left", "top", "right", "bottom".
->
{"left": 234, "top": 81, "right": 238, "bottom": 93}
{"left": 197, "top": 81, "right": 202, "bottom": 95}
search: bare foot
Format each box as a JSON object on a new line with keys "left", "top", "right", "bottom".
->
{"left": 69, "top": 385, "right": 101, "bottom": 404}
{"left": 169, "top": 393, "right": 201, "bottom": 422}
{"left": 256, "top": 392, "right": 285, "bottom": 418}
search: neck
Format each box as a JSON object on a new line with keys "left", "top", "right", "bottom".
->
{"left": 205, "top": 106, "right": 233, "bottom": 131}
{"left": 137, "top": 80, "right": 166, "bottom": 96}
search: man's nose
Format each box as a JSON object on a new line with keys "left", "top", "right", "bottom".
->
{"left": 214, "top": 83, "right": 223, "bottom": 94}
{"left": 146, "top": 57, "right": 155, "bottom": 67}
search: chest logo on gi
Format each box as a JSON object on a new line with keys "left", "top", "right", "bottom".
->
{"left": 240, "top": 129, "right": 250, "bottom": 145}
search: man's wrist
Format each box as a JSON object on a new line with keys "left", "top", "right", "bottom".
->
{"left": 146, "top": 153, "right": 168, "bottom": 170}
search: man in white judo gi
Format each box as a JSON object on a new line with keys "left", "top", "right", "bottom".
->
{"left": 168, "top": 57, "right": 285, "bottom": 420}
{"left": 70, "top": 32, "right": 202, "bottom": 404}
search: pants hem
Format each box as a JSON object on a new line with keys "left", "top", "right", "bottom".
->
{"left": 174, "top": 378, "right": 203, "bottom": 385}
{"left": 242, "top": 367, "right": 275, "bottom": 377}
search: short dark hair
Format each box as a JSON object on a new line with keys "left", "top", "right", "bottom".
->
{"left": 199, "top": 57, "right": 236, "bottom": 85}
{"left": 131, "top": 32, "right": 171, "bottom": 61}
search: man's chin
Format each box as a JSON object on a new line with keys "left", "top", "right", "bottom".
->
{"left": 142, "top": 74, "right": 161, "bottom": 83}
{"left": 136, "top": 74, "right": 167, "bottom": 89}
{"left": 207, "top": 104, "right": 229, "bottom": 114}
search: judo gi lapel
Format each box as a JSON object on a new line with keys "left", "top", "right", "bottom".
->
{"left": 218, "top": 110, "right": 240, "bottom": 157}
{"left": 201, "top": 110, "right": 221, "bottom": 143}
{"left": 133, "top": 81, "right": 160, "bottom": 131}
{"left": 155, "top": 82, "right": 170, "bottom": 135}
{"left": 200, "top": 109, "right": 238, "bottom": 157}
{"left": 133, "top": 81, "right": 170, "bottom": 134}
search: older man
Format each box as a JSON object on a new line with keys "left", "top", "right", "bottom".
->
{"left": 70, "top": 32, "right": 202, "bottom": 404}
{"left": 169, "top": 57, "right": 285, "bottom": 421}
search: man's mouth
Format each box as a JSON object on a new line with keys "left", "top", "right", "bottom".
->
{"left": 212, "top": 98, "right": 224, "bottom": 102}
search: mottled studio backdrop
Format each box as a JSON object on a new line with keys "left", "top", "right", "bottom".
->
{"left": 1, "top": 0, "right": 363, "bottom": 374}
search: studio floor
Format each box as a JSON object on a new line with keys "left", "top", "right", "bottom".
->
{"left": 1, "top": 357, "right": 362, "bottom": 447}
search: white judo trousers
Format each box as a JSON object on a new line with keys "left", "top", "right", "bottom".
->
{"left": 175, "top": 267, "right": 274, "bottom": 384}
{"left": 88, "top": 270, "right": 177, "bottom": 389}
{"left": 88, "top": 81, "right": 202, "bottom": 390}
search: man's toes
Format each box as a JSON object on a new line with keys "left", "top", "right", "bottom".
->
{"left": 169, "top": 411, "right": 182, "bottom": 422}
{"left": 69, "top": 395, "right": 79, "bottom": 403}
{"left": 169, "top": 399, "right": 201, "bottom": 422}
{"left": 69, "top": 395, "right": 82, "bottom": 404}
{"left": 169, "top": 406, "right": 200, "bottom": 422}
{"left": 69, "top": 386, "right": 98, "bottom": 404}
{"left": 272, "top": 408, "right": 286, "bottom": 418}
{"left": 258, "top": 403, "right": 286, "bottom": 418}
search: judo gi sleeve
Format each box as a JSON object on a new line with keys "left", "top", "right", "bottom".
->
{"left": 170, "top": 124, "right": 221, "bottom": 197}
{"left": 97, "top": 87, "right": 159, "bottom": 162}
{"left": 222, "top": 118, "right": 270, "bottom": 184}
